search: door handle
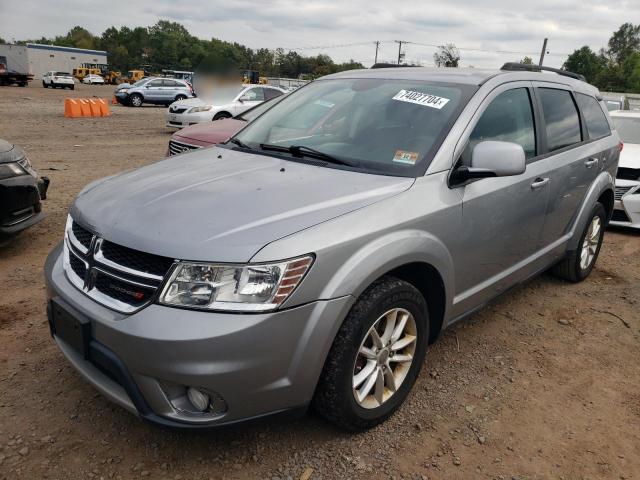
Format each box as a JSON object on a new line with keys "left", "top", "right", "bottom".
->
{"left": 531, "top": 177, "right": 549, "bottom": 190}
{"left": 584, "top": 158, "right": 598, "bottom": 168}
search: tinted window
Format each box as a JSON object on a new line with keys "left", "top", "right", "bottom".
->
{"left": 467, "top": 88, "right": 536, "bottom": 159}
{"left": 148, "top": 79, "right": 163, "bottom": 87}
{"left": 576, "top": 93, "right": 610, "bottom": 139}
{"left": 538, "top": 88, "right": 582, "bottom": 151}
{"left": 605, "top": 100, "right": 622, "bottom": 111}
{"left": 162, "top": 79, "right": 179, "bottom": 87}
{"left": 264, "top": 88, "right": 284, "bottom": 100}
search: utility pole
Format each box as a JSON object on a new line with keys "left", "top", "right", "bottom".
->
{"left": 374, "top": 41, "right": 380, "bottom": 64}
{"left": 539, "top": 38, "right": 548, "bottom": 66}
{"left": 395, "top": 40, "right": 404, "bottom": 65}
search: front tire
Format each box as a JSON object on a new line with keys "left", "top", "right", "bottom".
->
{"left": 175, "top": 94, "right": 187, "bottom": 102}
{"left": 313, "top": 276, "right": 429, "bottom": 431}
{"left": 553, "top": 203, "right": 606, "bottom": 282}
{"left": 213, "top": 111, "right": 232, "bottom": 120}
{"left": 129, "top": 93, "right": 143, "bottom": 107}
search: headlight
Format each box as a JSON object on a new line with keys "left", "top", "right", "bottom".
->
{"left": 159, "top": 255, "right": 314, "bottom": 312}
{"left": 119, "top": 88, "right": 129, "bottom": 93}
{"left": 0, "top": 162, "right": 27, "bottom": 180}
{"left": 188, "top": 105, "right": 212, "bottom": 113}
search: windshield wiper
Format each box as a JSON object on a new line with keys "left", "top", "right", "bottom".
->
{"left": 227, "top": 137, "right": 253, "bottom": 150}
{"left": 259, "top": 143, "right": 358, "bottom": 167}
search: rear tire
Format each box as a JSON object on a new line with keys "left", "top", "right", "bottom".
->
{"left": 213, "top": 111, "right": 232, "bottom": 120}
{"left": 553, "top": 203, "right": 606, "bottom": 282}
{"left": 42, "top": 81, "right": 47, "bottom": 88}
{"left": 313, "top": 276, "right": 429, "bottom": 431}
{"left": 175, "top": 94, "right": 187, "bottom": 102}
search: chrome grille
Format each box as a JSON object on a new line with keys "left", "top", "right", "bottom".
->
{"left": 63, "top": 216, "right": 175, "bottom": 313}
{"left": 614, "top": 185, "right": 634, "bottom": 201}
{"left": 168, "top": 140, "right": 200, "bottom": 156}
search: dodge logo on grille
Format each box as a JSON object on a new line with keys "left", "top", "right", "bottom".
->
{"left": 109, "top": 283, "right": 146, "bottom": 300}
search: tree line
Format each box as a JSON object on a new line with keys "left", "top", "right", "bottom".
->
{"left": 563, "top": 23, "right": 640, "bottom": 93}
{"left": 12, "top": 21, "right": 364, "bottom": 78}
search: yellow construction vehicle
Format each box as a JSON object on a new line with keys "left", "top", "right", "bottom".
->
{"left": 124, "top": 70, "right": 146, "bottom": 83}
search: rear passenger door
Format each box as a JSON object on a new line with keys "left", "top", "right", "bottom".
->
{"left": 533, "top": 84, "right": 610, "bottom": 248}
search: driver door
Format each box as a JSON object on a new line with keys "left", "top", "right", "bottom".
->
{"left": 450, "top": 82, "right": 550, "bottom": 318}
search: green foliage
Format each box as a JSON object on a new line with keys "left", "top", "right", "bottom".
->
{"left": 520, "top": 56, "right": 534, "bottom": 65}
{"left": 564, "top": 23, "right": 640, "bottom": 92}
{"left": 18, "top": 22, "right": 364, "bottom": 78}
{"left": 433, "top": 44, "right": 460, "bottom": 67}
{"left": 563, "top": 46, "right": 605, "bottom": 83}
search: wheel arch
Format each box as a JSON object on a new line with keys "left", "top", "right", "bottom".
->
{"left": 567, "top": 171, "right": 615, "bottom": 251}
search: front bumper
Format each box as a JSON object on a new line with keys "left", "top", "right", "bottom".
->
{"left": 0, "top": 174, "right": 48, "bottom": 235}
{"left": 114, "top": 92, "right": 129, "bottom": 105}
{"left": 45, "top": 243, "right": 353, "bottom": 427}
{"left": 611, "top": 180, "right": 640, "bottom": 229}
{"left": 166, "top": 111, "right": 213, "bottom": 129}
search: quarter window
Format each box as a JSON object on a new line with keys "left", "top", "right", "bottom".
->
{"left": 264, "top": 88, "right": 284, "bottom": 100}
{"left": 467, "top": 88, "right": 536, "bottom": 160}
{"left": 575, "top": 93, "right": 611, "bottom": 139}
{"left": 538, "top": 88, "right": 582, "bottom": 151}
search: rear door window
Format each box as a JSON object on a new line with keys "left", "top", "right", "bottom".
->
{"left": 264, "top": 88, "right": 284, "bottom": 100}
{"left": 466, "top": 87, "right": 536, "bottom": 160}
{"left": 538, "top": 88, "right": 582, "bottom": 151}
{"left": 575, "top": 93, "right": 611, "bottom": 139}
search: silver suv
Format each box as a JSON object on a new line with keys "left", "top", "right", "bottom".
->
{"left": 45, "top": 64, "right": 619, "bottom": 431}
{"left": 114, "top": 77, "right": 194, "bottom": 107}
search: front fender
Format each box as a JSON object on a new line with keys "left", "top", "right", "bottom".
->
{"left": 317, "top": 229, "right": 454, "bottom": 306}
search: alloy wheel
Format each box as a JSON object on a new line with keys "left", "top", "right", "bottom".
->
{"left": 352, "top": 308, "right": 417, "bottom": 409}
{"left": 580, "top": 215, "right": 601, "bottom": 270}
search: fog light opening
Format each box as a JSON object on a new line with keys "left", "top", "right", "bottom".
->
{"left": 187, "top": 387, "right": 210, "bottom": 412}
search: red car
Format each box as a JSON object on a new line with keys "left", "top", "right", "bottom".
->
{"left": 167, "top": 97, "right": 282, "bottom": 156}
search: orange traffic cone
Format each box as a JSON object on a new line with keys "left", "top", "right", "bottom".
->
{"left": 64, "top": 99, "right": 82, "bottom": 118}
{"left": 97, "top": 99, "right": 111, "bottom": 117}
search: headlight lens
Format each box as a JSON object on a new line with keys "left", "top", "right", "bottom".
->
{"left": 0, "top": 162, "right": 27, "bottom": 180}
{"left": 159, "top": 255, "right": 313, "bottom": 311}
{"left": 119, "top": 88, "right": 129, "bottom": 93}
{"left": 188, "top": 105, "right": 212, "bottom": 113}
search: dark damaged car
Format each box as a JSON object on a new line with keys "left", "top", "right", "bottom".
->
{"left": 0, "top": 139, "right": 49, "bottom": 237}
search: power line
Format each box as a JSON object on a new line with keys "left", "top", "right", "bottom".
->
{"left": 281, "top": 39, "right": 570, "bottom": 57}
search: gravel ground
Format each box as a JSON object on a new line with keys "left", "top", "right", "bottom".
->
{"left": 0, "top": 83, "right": 639, "bottom": 480}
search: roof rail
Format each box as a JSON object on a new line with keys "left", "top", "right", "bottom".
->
{"left": 500, "top": 62, "right": 586, "bottom": 82}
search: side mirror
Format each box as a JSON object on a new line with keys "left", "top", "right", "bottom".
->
{"left": 453, "top": 141, "right": 526, "bottom": 184}
{"left": 472, "top": 141, "right": 526, "bottom": 176}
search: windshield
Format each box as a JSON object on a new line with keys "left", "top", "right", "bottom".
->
{"left": 234, "top": 78, "right": 476, "bottom": 176}
{"left": 55, "top": 72, "right": 70, "bottom": 76}
{"left": 613, "top": 116, "right": 640, "bottom": 143}
{"left": 237, "top": 95, "right": 285, "bottom": 122}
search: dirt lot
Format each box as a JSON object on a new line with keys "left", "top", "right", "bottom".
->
{"left": 0, "top": 82, "right": 639, "bottom": 480}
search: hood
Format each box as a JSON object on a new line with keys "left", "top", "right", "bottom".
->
{"left": 619, "top": 142, "right": 640, "bottom": 169}
{"left": 71, "top": 146, "right": 413, "bottom": 262}
{"left": 173, "top": 119, "right": 246, "bottom": 145}
{"left": 0, "top": 139, "right": 25, "bottom": 164}
{"left": 170, "top": 97, "right": 205, "bottom": 109}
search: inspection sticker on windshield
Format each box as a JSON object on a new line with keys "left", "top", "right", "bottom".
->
{"left": 393, "top": 150, "right": 419, "bottom": 165}
{"left": 392, "top": 90, "right": 450, "bottom": 109}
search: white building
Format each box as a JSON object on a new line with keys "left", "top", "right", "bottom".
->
{"left": 25, "top": 43, "right": 108, "bottom": 78}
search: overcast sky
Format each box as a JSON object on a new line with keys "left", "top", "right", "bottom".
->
{"left": 0, "top": 0, "right": 637, "bottom": 68}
